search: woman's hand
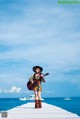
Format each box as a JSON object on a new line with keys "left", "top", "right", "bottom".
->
{"left": 41, "top": 74, "right": 44, "bottom": 78}
{"left": 31, "top": 80, "right": 34, "bottom": 84}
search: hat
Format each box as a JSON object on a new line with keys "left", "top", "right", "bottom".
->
{"left": 33, "top": 66, "right": 43, "bottom": 72}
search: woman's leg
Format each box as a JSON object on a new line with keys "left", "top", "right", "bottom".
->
{"left": 34, "top": 91, "right": 38, "bottom": 100}
{"left": 37, "top": 91, "right": 41, "bottom": 100}
{"left": 34, "top": 91, "right": 39, "bottom": 108}
{"left": 37, "top": 91, "right": 42, "bottom": 108}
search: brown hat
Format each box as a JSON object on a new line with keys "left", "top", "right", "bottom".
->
{"left": 33, "top": 66, "right": 43, "bottom": 72}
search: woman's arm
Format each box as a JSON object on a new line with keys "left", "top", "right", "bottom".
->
{"left": 41, "top": 74, "right": 45, "bottom": 82}
{"left": 29, "top": 75, "right": 34, "bottom": 83}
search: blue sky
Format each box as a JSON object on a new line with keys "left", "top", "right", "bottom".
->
{"left": 0, "top": 0, "right": 80, "bottom": 98}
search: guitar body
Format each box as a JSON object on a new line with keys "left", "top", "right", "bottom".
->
{"left": 27, "top": 73, "right": 49, "bottom": 90}
{"left": 27, "top": 81, "right": 34, "bottom": 90}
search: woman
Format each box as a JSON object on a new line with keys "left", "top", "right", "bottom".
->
{"left": 29, "top": 66, "right": 45, "bottom": 108}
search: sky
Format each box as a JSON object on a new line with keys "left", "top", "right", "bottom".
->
{"left": 0, "top": 0, "right": 80, "bottom": 98}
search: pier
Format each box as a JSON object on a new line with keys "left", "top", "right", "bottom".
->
{"left": 0, "top": 102, "right": 80, "bottom": 119}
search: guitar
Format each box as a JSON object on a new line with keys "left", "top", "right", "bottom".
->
{"left": 27, "top": 73, "right": 49, "bottom": 90}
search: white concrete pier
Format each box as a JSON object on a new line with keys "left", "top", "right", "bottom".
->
{"left": 0, "top": 102, "right": 80, "bottom": 119}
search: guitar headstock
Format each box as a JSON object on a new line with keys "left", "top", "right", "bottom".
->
{"left": 44, "top": 73, "right": 49, "bottom": 76}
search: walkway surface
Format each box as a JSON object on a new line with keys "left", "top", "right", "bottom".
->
{"left": 0, "top": 102, "right": 80, "bottom": 119}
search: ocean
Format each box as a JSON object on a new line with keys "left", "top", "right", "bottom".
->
{"left": 0, "top": 97, "right": 80, "bottom": 116}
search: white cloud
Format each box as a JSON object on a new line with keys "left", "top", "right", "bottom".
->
{"left": 9, "top": 86, "right": 21, "bottom": 93}
{"left": 0, "top": 86, "right": 30, "bottom": 94}
{"left": 3, "top": 86, "right": 22, "bottom": 93}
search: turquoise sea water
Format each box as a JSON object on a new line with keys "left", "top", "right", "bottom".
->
{"left": 44, "top": 97, "right": 80, "bottom": 116}
{"left": 0, "top": 97, "right": 80, "bottom": 116}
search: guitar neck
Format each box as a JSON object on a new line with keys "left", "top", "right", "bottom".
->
{"left": 43, "top": 73, "right": 49, "bottom": 76}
